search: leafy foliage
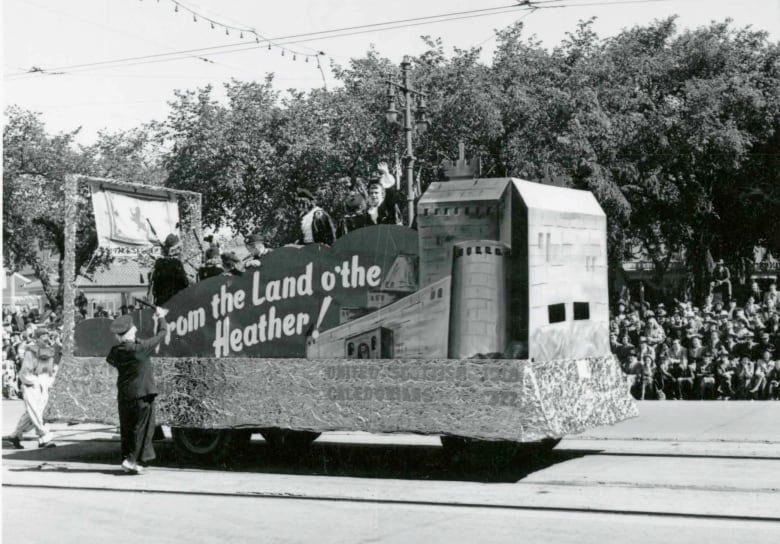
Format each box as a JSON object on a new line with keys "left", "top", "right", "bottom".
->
{"left": 5, "top": 18, "right": 779, "bottom": 305}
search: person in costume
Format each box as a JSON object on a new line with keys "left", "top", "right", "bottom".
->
{"left": 5, "top": 327, "right": 60, "bottom": 449}
{"left": 294, "top": 188, "right": 336, "bottom": 246}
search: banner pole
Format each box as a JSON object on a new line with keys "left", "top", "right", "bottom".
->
{"left": 61, "top": 174, "right": 78, "bottom": 359}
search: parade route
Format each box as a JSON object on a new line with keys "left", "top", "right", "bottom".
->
{"left": 3, "top": 400, "right": 780, "bottom": 543}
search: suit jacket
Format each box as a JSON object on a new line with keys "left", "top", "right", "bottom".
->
{"left": 106, "top": 317, "right": 167, "bottom": 401}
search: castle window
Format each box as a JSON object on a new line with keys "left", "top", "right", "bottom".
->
{"left": 486, "top": 247, "right": 492, "bottom": 254}
{"left": 434, "top": 208, "right": 440, "bottom": 215}
{"left": 454, "top": 247, "right": 464, "bottom": 257}
{"left": 444, "top": 208, "right": 449, "bottom": 215}
{"left": 430, "top": 290, "right": 435, "bottom": 300}
{"left": 495, "top": 248, "right": 502, "bottom": 256}
{"left": 437, "top": 288, "right": 443, "bottom": 298}
{"left": 475, "top": 246, "right": 482, "bottom": 254}
{"left": 423, "top": 208, "right": 429, "bottom": 216}
{"left": 574, "top": 302, "right": 590, "bottom": 320}
{"left": 454, "top": 207, "right": 459, "bottom": 215}
{"left": 546, "top": 233, "right": 551, "bottom": 262}
{"left": 548, "top": 303, "right": 566, "bottom": 324}
{"left": 464, "top": 207, "right": 470, "bottom": 215}
{"left": 466, "top": 247, "right": 472, "bottom": 256}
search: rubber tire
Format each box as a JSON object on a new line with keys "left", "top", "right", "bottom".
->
{"left": 260, "top": 429, "right": 321, "bottom": 455}
{"left": 171, "top": 428, "right": 252, "bottom": 463}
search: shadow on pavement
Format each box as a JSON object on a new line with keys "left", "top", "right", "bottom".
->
{"left": 4, "top": 438, "right": 593, "bottom": 483}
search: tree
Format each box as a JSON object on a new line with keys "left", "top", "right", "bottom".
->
{"left": 2, "top": 107, "right": 164, "bottom": 306}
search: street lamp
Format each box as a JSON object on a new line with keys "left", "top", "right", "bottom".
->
{"left": 385, "top": 57, "right": 428, "bottom": 227}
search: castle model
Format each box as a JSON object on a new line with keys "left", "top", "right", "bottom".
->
{"left": 307, "top": 176, "right": 609, "bottom": 362}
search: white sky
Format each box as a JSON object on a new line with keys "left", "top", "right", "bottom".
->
{"left": 2, "top": 0, "right": 779, "bottom": 144}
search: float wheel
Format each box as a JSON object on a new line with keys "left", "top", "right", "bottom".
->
{"left": 171, "top": 428, "right": 251, "bottom": 463}
{"left": 260, "top": 429, "right": 321, "bottom": 455}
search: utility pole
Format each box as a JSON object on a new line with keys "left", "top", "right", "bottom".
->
{"left": 385, "top": 56, "right": 428, "bottom": 227}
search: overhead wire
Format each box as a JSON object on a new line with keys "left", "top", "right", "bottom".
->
{"left": 5, "top": 2, "right": 542, "bottom": 79}
{"left": 5, "top": 3, "right": 540, "bottom": 80}
{"left": 5, "top": 0, "right": 673, "bottom": 81}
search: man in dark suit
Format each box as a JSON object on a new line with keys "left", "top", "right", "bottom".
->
{"left": 365, "top": 180, "right": 401, "bottom": 226}
{"left": 106, "top": 308, "right": 168, "bottom": 474}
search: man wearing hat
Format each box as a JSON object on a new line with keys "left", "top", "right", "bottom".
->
{"left": 244, "top": 232, "right": 271, "bottom": 268}
{"left": 197, "top": 247, "right": 223, "bottom": 281}
{"left": 294, "top": 188, "right": 336, "bottom": 246}
{"left": 149, "top": 233, "right": 189, "bottom": 305}
{"left": 106, "top": 307, "right": 168, "bottom": 474}
{"left": 5, "top": 327, "right": 59, "bottom": 449}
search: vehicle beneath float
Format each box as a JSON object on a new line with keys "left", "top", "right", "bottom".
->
{"left": 51, "top": 177, "right": 637, "bottom": 463}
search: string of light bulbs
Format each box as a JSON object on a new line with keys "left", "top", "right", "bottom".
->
{"left": 152, "top": 0, "right": 326, "bottom": 67}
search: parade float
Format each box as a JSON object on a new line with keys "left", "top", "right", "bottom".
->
{"left": 49, "top": 172, "right": 637, "bottom": 462}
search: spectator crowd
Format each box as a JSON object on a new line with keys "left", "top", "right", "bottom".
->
{"left": 610, "top": 281, "right": 780, "bottom": 401}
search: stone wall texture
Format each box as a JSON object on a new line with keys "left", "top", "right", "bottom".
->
{"left": 48, "top": 354, "right": 637, "bottom": 442}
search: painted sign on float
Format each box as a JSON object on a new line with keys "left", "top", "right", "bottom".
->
{"left": 73, "top": 225, "right": 454, "bottom": 359}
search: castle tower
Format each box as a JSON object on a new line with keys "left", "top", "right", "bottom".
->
{"left": 448, "top": 240, "right": 511, "bottom": 358}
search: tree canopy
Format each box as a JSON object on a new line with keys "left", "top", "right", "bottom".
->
{"left": 4, "top": 17, "right": 779, "bottom": 305}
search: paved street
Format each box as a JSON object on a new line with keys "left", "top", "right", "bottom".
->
{"left": 3, "top": 400, "right": 780, "bottom": 543}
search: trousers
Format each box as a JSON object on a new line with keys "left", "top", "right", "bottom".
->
{"left": 118, "top": 395, "right": 157, "bottom": 465}
{"left": 12, "top": 377, "right": 53, "bottom": 445}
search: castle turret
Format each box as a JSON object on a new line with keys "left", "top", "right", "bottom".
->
{"left": 448, "top": 240, "right": 511, "bottom": 358}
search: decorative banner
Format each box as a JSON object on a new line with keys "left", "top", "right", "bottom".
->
{"left": 90, "top": 181, "right": 179, "bottom": 251}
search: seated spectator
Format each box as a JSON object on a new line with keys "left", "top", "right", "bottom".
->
{"left": 714, "top": 355, "right": 736, "bottom": 399}
{"left": 687, "top": 334, "right": 705, "bottom": 367}
{"left": 632, "top": 354, "right": 657, "bottom": 400}
{"left": 737, "top": 357, "right": 765, "bottom": 400}
{"left": 694, "top": 353, "right": 716, "bottom": 400}
{"left": 654, "top": 354, "right": 677, "bottom": 400}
